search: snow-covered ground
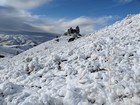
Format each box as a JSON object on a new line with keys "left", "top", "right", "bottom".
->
{"left": 0, "top": 14, "right": 140, "bottom": 105}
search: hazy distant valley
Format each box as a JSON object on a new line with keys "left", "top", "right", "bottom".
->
{"left": 0, "top": 34, "right": 56, "bottom": 58}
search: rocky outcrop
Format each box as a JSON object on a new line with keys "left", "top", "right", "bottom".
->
{"left": 64, "top": 26, "right": 82, "bottom": 42}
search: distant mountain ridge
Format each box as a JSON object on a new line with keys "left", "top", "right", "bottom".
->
{"left": 0, "top": 33, "right": 56, "bottom": 58}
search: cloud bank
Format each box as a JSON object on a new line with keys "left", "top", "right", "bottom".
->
{"left": 0, "top": 0, "right": 119, "bottom": 35}
{"left": 0, "top": 0, "right": 51, "bottom": 9}
{"left": 39, "top": 16, "right": 114, "bottom": 34}
{"left": 0, "top": 6, "right": 46, "bottom": 35}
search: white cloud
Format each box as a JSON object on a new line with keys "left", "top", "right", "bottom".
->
{"left": 0, "top": 6, "right": 118, "bottom": 35}
{"left": 39, "top": 16, "right": 115, "bottom": 34}
{"left": 0, "top": 0, "right": 51, "bottom": 9}
{"left": 0, "top": 6, "right": 45, "bottom": 34}
{"left": 0, "top": 1, "right": 118, "bottom": 35}
{"left": 61, "top": 17, "right": 94, "bottom": 27}
{"left": 114, "top": 0, "right": 134, "bottom": 3}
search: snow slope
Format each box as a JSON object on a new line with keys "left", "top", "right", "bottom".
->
{"left": 0, "top": 14, "right": 140, "bottom": 105}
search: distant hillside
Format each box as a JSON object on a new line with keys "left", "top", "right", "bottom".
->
{"left": 0, "top": 34, "right": 56, "bottom": 58}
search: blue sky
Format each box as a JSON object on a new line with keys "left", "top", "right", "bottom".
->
{"left": 31, "top": 0, "right": 140, "bottom": 18}
{"left": 0, "top": 0, "right": 140, "bottom": 35}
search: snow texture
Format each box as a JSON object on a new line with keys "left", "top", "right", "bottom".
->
{"left": 0, "top": 14, "right": 140, "bottom": 105}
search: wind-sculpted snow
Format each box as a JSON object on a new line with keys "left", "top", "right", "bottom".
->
{"left": 0, "top": 14, "right": 140, "bottom": 105}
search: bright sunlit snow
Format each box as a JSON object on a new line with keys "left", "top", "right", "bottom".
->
{"left": 0, "top": 14, "right": 140, "bottom": 105}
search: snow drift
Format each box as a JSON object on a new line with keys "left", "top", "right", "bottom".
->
{"left": 0, "top": 14, "right": 140, "bottom": 105}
